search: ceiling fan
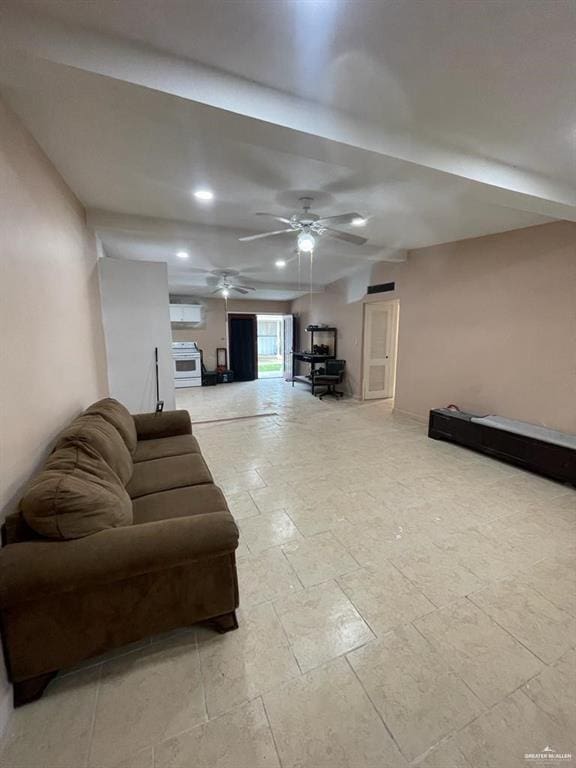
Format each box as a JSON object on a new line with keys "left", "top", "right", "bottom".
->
{"left": 238, "top": 196, "right": 368, "bottom": 251}
{"left": 209, "top": 269, "right": 256, "bottom": 297}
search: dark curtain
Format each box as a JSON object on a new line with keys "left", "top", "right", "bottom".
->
{"left": 229, "top": 315, "right": 257, "bottom": 381}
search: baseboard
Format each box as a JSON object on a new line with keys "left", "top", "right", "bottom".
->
{"left": 392, "top": 406, "right": 428, "bottom": 424}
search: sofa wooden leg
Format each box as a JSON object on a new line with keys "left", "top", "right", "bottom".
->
{"left": 13, "top": 671, "right": 58, "bottom": 707}
{"left": 209, "top": 611, "right": 239, "bottom": 634}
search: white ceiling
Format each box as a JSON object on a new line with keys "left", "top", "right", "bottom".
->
{"left": 1, "top": 1, "right": 574, "bottom": 298}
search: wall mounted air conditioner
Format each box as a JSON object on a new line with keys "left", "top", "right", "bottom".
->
{"left": 169, "top": 304, "right": 203, "bottom": 324}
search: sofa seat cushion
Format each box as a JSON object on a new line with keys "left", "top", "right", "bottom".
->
{"left": 83, "top": 398, "right": 137, "bottom": 453}
{"left": 132, "top": 483, "right": 229, "bottom": 525}
{"left": 133, "top": 434, "right": 201, "bottom": 463}
{"left": 55, "top": 414, "right": 133, "bottom": 485}
{"left": 20, "top": 445, "right": 132, "bottom": 540}
{"left": 126, "top": 453, "right": 213, "bottom": 499}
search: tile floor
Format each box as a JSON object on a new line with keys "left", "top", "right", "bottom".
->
{"left": 1, "top": 379, "right": 574, "bottom": 767}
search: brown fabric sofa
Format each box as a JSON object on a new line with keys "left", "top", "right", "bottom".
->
{"left": 0, "top": 399, "right": 239, "bottom": 706}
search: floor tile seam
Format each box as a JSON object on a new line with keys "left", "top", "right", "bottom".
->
{"left": 280, "top": 564, "right": 362, "bottom": 591}
{"left": 278, "top": 545, "right": 307, "bottom": 591}
{"left": 452, "top": 683, "right": 574, "bottom": 753}
{"left": 426, "top": 538, "right": 494, "bottom": 587}
{"left": 151, "top": 693, "right": 266, "bottom": 759}
{"left": 342, "top": 652, "right": 410, "bottom": 764}
{"left": 196, "top": 630, "right": 216, "bottom": 728}
{"left": 519, "top": 642, "right": 576, "bottom": 735}
{"left": 269, "top": 594, "right": 306, "bottom": 677}
{"left": 385, "top": 559, "right": 447, "bottom": 610}
{"left": 464, "top": 592, "right": 558, "bottom": 666}
{"left": 385, "top": 559, "right": 439, "bottom": 608}
{"left": 429, "top": 538, "right": 540, "bottom": 586}
{"left": 85, "top": 663, "right": 103, "bottom": 768}
{"left": 326, "top": 577, "right": 380, "bottom": 642}
{"left": 269, "top": 580, "right": 376, "bottom": 674}
{"left": 283, "top": 510, "right": 335, "bottom": 540}
{"left": 409, "top": 613, "right": 494, "bottom": 711}
{"left": 193, "top": 630, "right": 209, "bottom": 726}
{"left": 260, "top": 696, "right": 287, "bottom": 768}
{"left": 513, "top": 557, "right": 576, "bottom": 618}
{"left": 407, "top": 732, "right": 473, "bottom": 767}
{"left": 408, "top": 685, "right": 534, "bottom": 763}
{"left": 98, "top": 635, "right": 208, "bottom": 761}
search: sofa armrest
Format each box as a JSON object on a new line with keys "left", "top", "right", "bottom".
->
{"left": 133, "top": 410, "right": 192, "bottom": 440}
{"left": 0, "top": 512, "right": 238, "bottom": 609}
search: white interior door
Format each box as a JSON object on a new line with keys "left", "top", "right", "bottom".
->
{"left": 362, "top": 301, "right": 399, "bottom": 400}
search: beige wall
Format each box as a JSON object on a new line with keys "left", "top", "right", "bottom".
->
{"left": 388, "top": 221, "right": 576, "bottom": 431}
{"left": 171, "top": 297, "right": 291, "bottom": 369}
{"left": 291, "top": 221, "right": 576, "bottom": 432}
{"left": 0, "top": 96, "right": 108, "bottom": 732}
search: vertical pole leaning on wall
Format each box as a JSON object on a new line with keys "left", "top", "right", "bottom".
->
{"left": 155, "top": 347, "right": 164, "bottom": 412}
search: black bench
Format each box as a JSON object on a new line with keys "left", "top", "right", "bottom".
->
{"left": 428, "top": 408, "right": 575, "bottom": 486}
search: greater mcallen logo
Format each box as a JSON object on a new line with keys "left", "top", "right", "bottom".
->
{"left": 524, "top": 746, "right": 573, "bottom": 762}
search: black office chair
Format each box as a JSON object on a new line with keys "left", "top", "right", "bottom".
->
{"left": 314, "top": 359, "right": 345, "bottom": 399}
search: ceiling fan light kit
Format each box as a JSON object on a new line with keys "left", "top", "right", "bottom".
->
{"left": 297, "top": 231, "right": 316, "bottom": 253}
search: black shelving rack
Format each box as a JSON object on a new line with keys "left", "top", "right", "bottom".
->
{"left": 292, "top": 327, "right": 337, "bottom": 396}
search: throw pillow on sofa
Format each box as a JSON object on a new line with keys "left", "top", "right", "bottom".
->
{"left": 54, "top": 413, "right": 133, "bottom": 485}
{"left": 83, "top": 398, "right": 137, "bottom": 453}
{"left": 20, "top": 444, "right": 132, "bottom": 540}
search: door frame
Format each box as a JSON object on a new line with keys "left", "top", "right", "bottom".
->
{"left": 361, "top": 299, "right": 400, "bottom": 400}
{"left": 283, "top": 314, "right": 295, "bottom": 382}
{"left": 255, "top": 313, "right": 285, "bottom": 380}
{"left": 227, "top": 311, "right": 289, "bottom": 380}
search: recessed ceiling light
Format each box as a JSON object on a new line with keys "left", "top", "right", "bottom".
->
{"left": 176, "top": 250, "right": 189, "bottom": 259}
{"left": 351, "top": 217, "right": 367, "bottom": 227}
{"left": 275, "top": 259, "right": 286, "bottom": 268}
{"left": 194, "top": 189, "right": 214, "bottom": 201}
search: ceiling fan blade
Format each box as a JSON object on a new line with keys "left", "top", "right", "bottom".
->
{"left": 238, "top": 229, "right": 294, "bottom": 242}
{"left": 316, "top": 212, "right": 362, "bottom": 225}
{"left": 239, "top": 265, "right": 266, "bottom": 273}
{"left": 232, "top": 287, "right": 249, "bottom": 295}
{"left": 255, "top": 213, "right": 293, "bottom": 225}
{"left": 231, "top": 284, "right": 256, "bottom": 291}
{"left": 323, "top": 227, "right": 368, "bottom": 245}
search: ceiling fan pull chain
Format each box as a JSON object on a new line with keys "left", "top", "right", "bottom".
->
{"left": 297, "top": 249, "right": 301, "bottom": 292}
{"left": 309, "top": 250, "right": 314, "bottom": 316}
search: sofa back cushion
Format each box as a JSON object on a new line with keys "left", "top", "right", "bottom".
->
{"left": 83, "top": 398, "right": 137, "bottom": 454}
{"left": 55, "top": 414, "right": 133, "bottom": 485}
{"left": 21, "top": 444, "right": 133, "bottom": 540}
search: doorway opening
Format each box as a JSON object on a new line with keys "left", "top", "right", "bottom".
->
{"left": 257, "top": 315, "right": 284, "bottom": 378}
{"left": 362, "top": 300, "right": 400, "bottom": 400}
{"left": 228, "top": 313, "right": 257, "bottom": 381}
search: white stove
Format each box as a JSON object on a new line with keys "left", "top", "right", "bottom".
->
{"left": 172, "top": 341, "right": 202, "bottom": 388}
